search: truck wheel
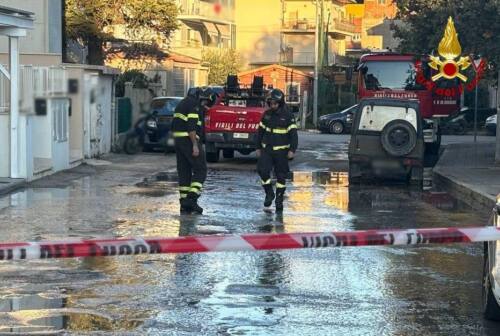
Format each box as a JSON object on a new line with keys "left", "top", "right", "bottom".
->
{"left": 381, "top": 119, "right": 417, "bottom": 157}
{"left": 206, "top": 150, "right": 220, "bottom": 163}
{"left": 223, "top": 149, "right": 235, "bottom": 159}
{"left": 483, "top": 248, "right": 500, "bottom": 320}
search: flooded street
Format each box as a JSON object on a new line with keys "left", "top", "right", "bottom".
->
{"left": 0, "top": 133, "right": 497, "bottom": 335}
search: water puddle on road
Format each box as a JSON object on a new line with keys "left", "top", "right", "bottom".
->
{"left": 0, "top": 167, "right": 491, "bottom": 334}
{"left": 0, "top": 293, "right": 144, "bottom": 333}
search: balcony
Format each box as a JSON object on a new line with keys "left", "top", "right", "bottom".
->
{"left": 282, "top": 17, "right": 356, "bottom": 37}
{"left": 178, "top": 0, "right": 234, "bottom": 25}
{"left": 329, "top": 19, "right": 356, "bottom": 37}
{"left": 281, "top": 18, "right": 316, "bottom": 34}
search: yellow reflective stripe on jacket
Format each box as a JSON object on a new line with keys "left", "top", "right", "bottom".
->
{"left": 173, "top": 132, "right": 189, "bottom": 137}
{"left": 261, "top": 179, "right": 272, "bottom": 185}
{"left": 187, "top": 113, "right": 199, "bottom": 119}
{"left": 179, "top": 186, "right": 191, "bottom": 192}
{"left": 174, "top": 113, "right": 188, "bottom": 121}
{"left": 276, "top": 182, "right": 286, "bottom": 188}
{"left": 197, "top": 121, "right": 202, "bottom": 126}
{"left": 259, "top": 122, "right": 266, "bottom": 128}
{"left": 262, "top": 143, "right": 290, "bottom": 150}
{"left": 272, "top": 128, "right": 288, "bottom": 134}
{"left": 287, "top": 124, "right": 298, "bottom": 131}
{"left": 273, "top": 145, "right": 290, "bottom": 150}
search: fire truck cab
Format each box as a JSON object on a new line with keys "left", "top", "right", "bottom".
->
{"left": 204, "top": 75, "right": 268, "bottom": 162}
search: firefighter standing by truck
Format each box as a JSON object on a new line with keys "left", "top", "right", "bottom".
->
{"left": 256, "top": 89, "right": 298, "bottom": 212}
{"left": 172, "top": 87, "right": 216, "bottom": 214}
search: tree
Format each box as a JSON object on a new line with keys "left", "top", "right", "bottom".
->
{"left": 202, "top": 49, "right": 243, "bottom": 85}
{"left": 392, "top": 0, "right": 500, "bottom": 75}
{"left": 66, "top": 0, "right": 179, "bottom": 65}
{"left": 115, "top": 70, "right": 150, "bottom": 97}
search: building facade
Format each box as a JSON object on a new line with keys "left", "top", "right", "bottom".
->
{"left": 173, "top": 0, "right": 236, "bottom": 61}
{"left": 345, "top": 0, "right": 398, "bottom": 56}
{"left": 236, "top": 0, "right": 357, "bottom": 72}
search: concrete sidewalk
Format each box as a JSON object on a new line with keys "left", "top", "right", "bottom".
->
{"left": 433, "top": 142, "right": 500, "bottom": 212}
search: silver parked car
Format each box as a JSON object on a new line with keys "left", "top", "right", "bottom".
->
{"left": 483, "top": 195, "right": 500, "bottom": 320}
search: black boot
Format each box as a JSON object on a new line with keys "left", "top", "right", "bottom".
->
{"left": 275, "top": 188, "right": 286, "bottom": 212}
{"left": 263, "top": 184, "right": 275, "bottom": 207}
{"left": 186, "top": 193, "right": 203, "bottom": 214}
{"left": 180, "top": 198, "right": 192, "bottom": 214}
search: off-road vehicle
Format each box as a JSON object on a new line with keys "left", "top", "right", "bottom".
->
{"left": 348, "top": 98, "right": 424, "bottom": 185}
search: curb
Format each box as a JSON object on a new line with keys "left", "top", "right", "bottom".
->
{"left": 433, "top": 167, "right": 496, "bottom": 213}
{"left": 0, "top": 180, "right": 26, "bottom": 197}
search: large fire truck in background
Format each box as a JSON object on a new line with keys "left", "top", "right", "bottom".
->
{"left": 357, "top": 53, "right": 461, "bottom": 154}
{"left": 203, "top": 76, "right": 268, "bottom": 162}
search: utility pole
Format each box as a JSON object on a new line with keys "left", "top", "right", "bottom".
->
{"left": 279, "top": 0, "right": 284, "bottom": 64}
{"left": 313, "top": 0, "right": 320, "bottom": 127}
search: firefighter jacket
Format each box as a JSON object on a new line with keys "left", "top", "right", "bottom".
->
{"left": 256, "top": 106, "right": 298, "bottom": 152}
{"left": 171, "top": 96, "right": 203, "bottom": 138}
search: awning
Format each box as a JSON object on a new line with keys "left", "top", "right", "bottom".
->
{"left": 216, "top": 23, "right": 230, "bottom": 37}
{"left": 203, "top": 22, "right": 219, "bottom": 35}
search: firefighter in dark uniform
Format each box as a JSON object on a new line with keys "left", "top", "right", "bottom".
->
{"left": 256, "top": 89, "right": 298, "bottom": 212}
{"left": 172, "top": 87, "right": 216, "bottom": 214}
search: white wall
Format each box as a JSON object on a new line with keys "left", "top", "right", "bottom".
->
{"left": 31, "top": 114, "right": 52, "bottom": 159}
{"left": 0, "top": 114, "right": 9, "bottom": 177}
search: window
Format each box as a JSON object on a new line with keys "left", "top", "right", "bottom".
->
{"left": 173, "top": 68, "right": 185, "bottom": 97}
{"left": 285, "top": 82, "right": 301, "bottom": 104}
{"left": 362, "top": 61, "right": 423, "bottom": 90}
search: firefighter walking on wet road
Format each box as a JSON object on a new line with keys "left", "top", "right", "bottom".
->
{"left": 172, "top": 87, "right": 216, "bottom": 214}
{"left": 256, "top": 89, "right": 298, "bottom": 212}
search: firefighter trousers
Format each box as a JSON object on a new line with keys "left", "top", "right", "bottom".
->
{"left": 257, "top": 148, "right": 289, "bottom": 190}
{"left": 175, "top": 137, "right": 207, "bottom": 202}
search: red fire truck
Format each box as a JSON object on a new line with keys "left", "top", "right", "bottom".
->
{"left": 357, "top": 53, "right": 461, "bottom": 153}
{"left": 204, "top": 76, "right": 268, "bottom": 162}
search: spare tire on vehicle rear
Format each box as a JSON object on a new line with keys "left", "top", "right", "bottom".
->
{"left": 380, "top": 119, "right": 417, "bottom": 157}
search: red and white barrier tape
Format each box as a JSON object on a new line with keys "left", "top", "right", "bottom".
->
{"left": 0, "top": 226, "right": 497, "bottom": 261}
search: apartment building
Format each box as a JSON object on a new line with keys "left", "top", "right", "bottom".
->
{"left": 236, "top": 0, "right": 357, "bottom": 72}
{"left": 173, "top": 0, "right": 236, "bottom": 60}
{"left": 345, "top": 0, "right": 398, "bottom": 55}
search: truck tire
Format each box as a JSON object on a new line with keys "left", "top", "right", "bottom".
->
{"left": 206, "top": 150, "right": 220, "bottom": 163}
{"left": 223, "top": 149, "right": 235, "bottom": 159}
{"left": 381, "top": 119, "right": 417, "bottom": 157}
{"left": 483, "top": 247, "right": 500, "bottom": 320}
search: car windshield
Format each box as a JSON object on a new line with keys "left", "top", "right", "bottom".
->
{"left": 363, "top": 61, "right": 423, "bottom": 90}
{"left": 151, "top": 98, "right": 182, "bottom": 115}
{"left": 341, "top": 105, "right": 358, "bottom": 114}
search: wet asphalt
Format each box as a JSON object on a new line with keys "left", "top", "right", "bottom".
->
{"left": 0, "top": 132, "right": 497, "bottom": 335}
